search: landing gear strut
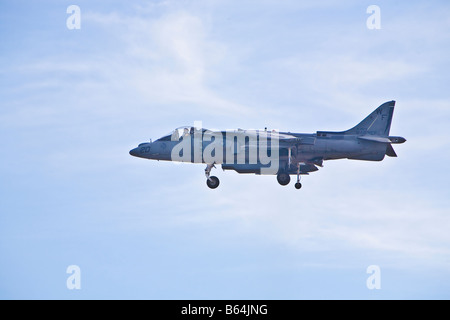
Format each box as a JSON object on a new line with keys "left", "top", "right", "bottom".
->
{"left": 295, "top": 163, "right": 302, "bottom": 189}
{"left": 205, "top": 164, "right": 219, "bottom": 189}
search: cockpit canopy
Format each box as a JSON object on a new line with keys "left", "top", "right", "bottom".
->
{"left": 156, "top": 126, "right": 208, "bottom": 141}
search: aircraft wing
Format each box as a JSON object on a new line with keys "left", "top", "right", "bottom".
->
{"left": 203, "top": 130, "right": 315, "bottom": 146}
{"left": 239, "top": 137, "right": 315, "bottom": 152}
{"left": 279, "top": 136, "right": 316, "bottom": 147}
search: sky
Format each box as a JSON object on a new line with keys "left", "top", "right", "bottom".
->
{"left": 1, "top": 0, "right": 450, "bottom": 299}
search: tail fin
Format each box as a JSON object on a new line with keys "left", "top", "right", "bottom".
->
{"left": 345, "top": 101, "right": 395, "bottom": 136}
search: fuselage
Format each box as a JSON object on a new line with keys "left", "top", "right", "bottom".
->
{"left": 129, "top": 128, "right": 402, "bottom": 175}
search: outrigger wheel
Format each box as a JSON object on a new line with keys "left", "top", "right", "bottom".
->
{"left": 206, "top": 176, "right": 220, "bottom": 189}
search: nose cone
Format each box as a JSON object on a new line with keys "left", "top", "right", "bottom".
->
{"left": 129, "top": 147, "right": 140, "bottom": 157}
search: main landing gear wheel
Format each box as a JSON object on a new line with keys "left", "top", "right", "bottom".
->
{"left": 206, "top": 176, "right": 220, "bottom": 189}
{"left": 205, "top": 163, "right": 219, "bottom": 189}
{"left": 277, "top": 172, "right": 291, "bottom": 186}
{"left": 295, "top": 182, "right": 302, "bottom": 189}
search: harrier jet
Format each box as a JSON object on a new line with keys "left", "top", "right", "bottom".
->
{"left": 130, "top": 101, "right": 406, "bottom": 189}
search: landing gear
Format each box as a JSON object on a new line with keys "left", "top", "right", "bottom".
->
{"left": 206, "top": 176, "right": 220, "bottom": 189}
{"left": 277, "top": 163, "right": 303, "bottom": 189}
{"left": 277, "top": 172, "right": 291, "bottom": 186}
{"left": 295, "top": 163, "right": 302, "bottom": 190}
{"left": 205, "top": 163, "right": 220, "bottom": 189}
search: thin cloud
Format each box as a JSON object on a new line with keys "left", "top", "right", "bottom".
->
{"left": 83, "top": 10, "right": 253, "bottom": 116}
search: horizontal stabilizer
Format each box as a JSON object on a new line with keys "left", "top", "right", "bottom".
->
{"left": 388, "top": 136, "right": 407, "bottom": 144}
{"left": 358, "top": 136, "right": 392, "bottom": 143}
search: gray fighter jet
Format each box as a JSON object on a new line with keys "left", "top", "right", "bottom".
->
{"left": 130, "top": 101, "right": 406, "bottom": 189}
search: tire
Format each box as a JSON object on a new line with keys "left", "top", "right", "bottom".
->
{"left": 277, "top": 173, "right": 291, "bottom": 186}
{"left": 206, "top": 176, "right": 220, "bottom": 189}
{"left": 295, "top": 182, "right": 302, "bottom": 189}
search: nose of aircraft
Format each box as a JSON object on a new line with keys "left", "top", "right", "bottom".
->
{"left": 129, "top": 147, "right": 139, "bottom": 157}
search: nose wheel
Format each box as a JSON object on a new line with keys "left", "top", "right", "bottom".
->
{"left": 205, "top": 163, "right": 220, "bottom": 189}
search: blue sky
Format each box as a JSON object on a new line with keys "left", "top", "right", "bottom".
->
{"left": 1, "top": 0, "right": 450, "bottom": 299}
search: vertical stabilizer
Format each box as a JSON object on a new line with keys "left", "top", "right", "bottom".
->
{"left": 345, "top": 101, "right": 395, "bottom": 136}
